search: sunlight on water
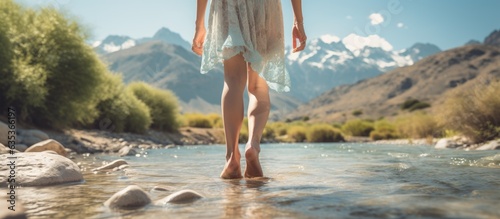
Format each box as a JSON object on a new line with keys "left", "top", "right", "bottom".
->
{"left": 18, "top": 143, "right": 500, "bottom": 219}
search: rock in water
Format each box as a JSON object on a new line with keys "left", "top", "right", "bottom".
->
{"left": 476, "top": 140, "right": 500, "bottom": 150}
{"left": 92, "top": 159, "right": 128, "bottom": 172}
{"left": 25, "top": 139, "right": 68, "bottom": 157}
{"left": 155, "top": 190, "right": 204, "bottom": 205}
{"left": 435, "top": 138, "right": 462, "bottom": 149}
{"left": 118, "top": 146, "right": 137, "bottom": 157}
{"left": 104, "top": 185, "right": 152, "bottom": 209}
{"left": 0, "top": 153, "right": 83, "bottom": 187}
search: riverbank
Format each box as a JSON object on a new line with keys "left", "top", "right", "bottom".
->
{"left": 1, "top": 119, "right": 498, "bottom": 156}
{"left": 43, "top": 127, "right": 226, "bottom": 154}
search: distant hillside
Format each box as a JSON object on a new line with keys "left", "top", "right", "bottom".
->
{"left": 285, "top": 34, "right": 441, "bottom": 101}
{"left": 104, "top": 41, "right": 223, "bottom": 113}
{"left": 104, "top": 41, "right": 303, "bottom": 114}
{"left": 98, "top": 29, "right": 447, "bottom": 116}
{"left": 94, "top": 27, "right": 191, "bottom": 54}
{"left": 288, "top": 44, "right": 500, "bottom": 122}
{"left": 485, "top": 29, "right": 500, "bottom": 46}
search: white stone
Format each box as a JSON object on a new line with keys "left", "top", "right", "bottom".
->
{"left": 476, "top": 140, "right": 500, "bottom": 150}
{"left": 25, "top": 139, "right": 67, "bottom": 157}
{"left": 118, "top": 146, "right": 137, "bottom": 157}
{"left": 0, "top": 143, "right": 9, "bottom": 155}
{"left": 435, "top": 138, "right": 459, "bottom": 149}
{"left": 92, "top": 159, "right": 128, "bottom": 172}
{"left": 0, "top": 153, "right": 83, "bottom": 187}
{"left": 155, "top": 190, "right": 204, "bottom": 205}
{"left": 104, "top": 185, "right": 151, "bottom": 209}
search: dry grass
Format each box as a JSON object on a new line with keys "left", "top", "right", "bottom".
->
{"left": 438, "top": 79, "right": 500, "bottom": 143}
{"left": 396, "top": 112, "right": 442, "bottom": 139}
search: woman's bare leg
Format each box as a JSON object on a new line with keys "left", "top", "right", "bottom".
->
{"left": 245, "top": 65, "right": 270, "bottom": 178}
{"left": 220, "top": 54, "right": 247, "bottom": 179}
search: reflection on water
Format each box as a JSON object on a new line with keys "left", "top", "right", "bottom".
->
{"left": 17, "top": 143, "right": 500, "bottom": 219}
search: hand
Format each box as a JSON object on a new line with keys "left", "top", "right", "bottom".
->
{"left": 192, "top": 26, "right": 206, "bottom": 56}
{"left": 292, "top": 22, "right": 307, "bottom": 53}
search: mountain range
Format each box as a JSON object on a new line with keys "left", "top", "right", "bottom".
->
{"left": 95, "top": 27, "right": 498, "bottom": 119}
{"left": 285, "top": 34, "right": 441, "bottom": 101}
{"left": 94, "top": 27, "right": 191, "bottom": 54}
{"left": 287, "top": 30, "right": 500, "bottom": 122}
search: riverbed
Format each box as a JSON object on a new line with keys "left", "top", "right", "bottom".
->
{"left": 19, "top": 143, "right": 500, "bottom": 218}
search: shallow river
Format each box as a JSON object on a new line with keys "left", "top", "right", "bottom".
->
{"left": 20, "top": 143, "right": 500, "bottom": 219}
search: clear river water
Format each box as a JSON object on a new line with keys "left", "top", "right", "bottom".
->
{"left": 19, "top": 143, "right": 500, "bottom": 219}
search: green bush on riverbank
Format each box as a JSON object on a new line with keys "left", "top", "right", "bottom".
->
{"left": 93, "top": 74, "right": 152, "bottom": 133}
{"left": 0, "top": 0, "right": 180, "bottom": 133}
{"left": 128, "top": 82, "right": 180, "bottom": 131}
{"left": 0, "top": 1, "right": 104, "bottom": 127}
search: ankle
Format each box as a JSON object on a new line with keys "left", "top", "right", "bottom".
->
{"left": 226, "top": 151, "right": 241, "bottom": 161}
{"left": 246, "top": 141, "right": 261, "bottom": 153}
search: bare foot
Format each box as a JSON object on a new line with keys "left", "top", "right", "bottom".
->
{"left": 244, "top": 145, "right": 263, "bottom": 178}
{"left": 220, "top": 155, "right": 242, "bottom": 179}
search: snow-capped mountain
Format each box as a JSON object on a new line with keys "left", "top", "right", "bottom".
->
{"left": 93, "top": 27, "right": 191, "bottom": 54}
{"left": 285, "top": 34, "right": 441, "bottom": 101}
{"left": 94, "top": 35, "right": 137, "bottom": 54}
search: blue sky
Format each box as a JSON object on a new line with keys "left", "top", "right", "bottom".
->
{"left": 17, "top": 0, "right": 500, "bottom": 50}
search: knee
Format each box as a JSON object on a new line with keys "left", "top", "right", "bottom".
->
{"left": 224, "top": 73, "right": 246, "bottom": 90}
{"left": 248, "top": 81, "right": 269, "bottom": 94}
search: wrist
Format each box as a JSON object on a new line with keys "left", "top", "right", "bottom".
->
{"left": 294, "top": 17, "right": 304, "bottom": 25}
{"left": 195, "top": 20, "right": 205, "bottom": 30}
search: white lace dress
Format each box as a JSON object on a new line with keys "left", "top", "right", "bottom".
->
{"left": 201, "top": 0, "right": 290, "bottom": 92}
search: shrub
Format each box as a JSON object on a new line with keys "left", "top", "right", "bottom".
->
{"left": 342, "top": 119, "right": 374, "bottom": 137}
{"left": 306, "top": 124, "right": 344, "bottom": 142}
{"left": 408, "top": 102, "right": 431, "bottom": 111}
{"left": 352, "top": 110, "right": 363, "bottom": 116}
{"left": 396, "top": 112, "right": 442, "bottom": 138}
{"left": 262, "top": 125, "right": 276, "bottom": 140}
{"left": 0, "top": 1, "right": 106, "bottom": 128}
{"left": 370, "top": 131, "right": 396, "bottom": 141}
{"left": 123, "top": 90, "right": 152, "bottom": 134}
{"left": 183, "top": 113, "right": 212, "bottom": 128}
{"left": 207, "top": 113, "right": 223, "bottom": 128}
{"left": 93, "top": 74, "right": 130, "bottom": 132}
{"left": 370, "top": 120, "right": 398, "bottom": 140}
{"left": 401, "top": 98, "right": 431, "bottom": 111}
{"left": 267, "top": 122, "right": 289, "bottom": 137}
{"left": 438, "top": 79, "right": 500, "bottom": 143}
{"left": 128, "top": 82, "right": 180, "bottom": 131}
{"left": 93, "top": 74, "right": 152, "bottom": 133}
{"left": 287, "top": 125, "right": 307, "bottom": 142}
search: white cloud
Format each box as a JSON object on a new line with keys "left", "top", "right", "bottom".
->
{"left": 397, "top": 22, "right": 405, "bottom": 28}
{"left": 320, "top": 34, "right": 341, "bottom": 44}
{"left": 342, "top": 33, "right": 394, "bottom": 56}
{"left": 346, "top": 15, "right": 353, "bottom": 20}
{"left": 369, "top": 13, "right": 384, "bottom": 25}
